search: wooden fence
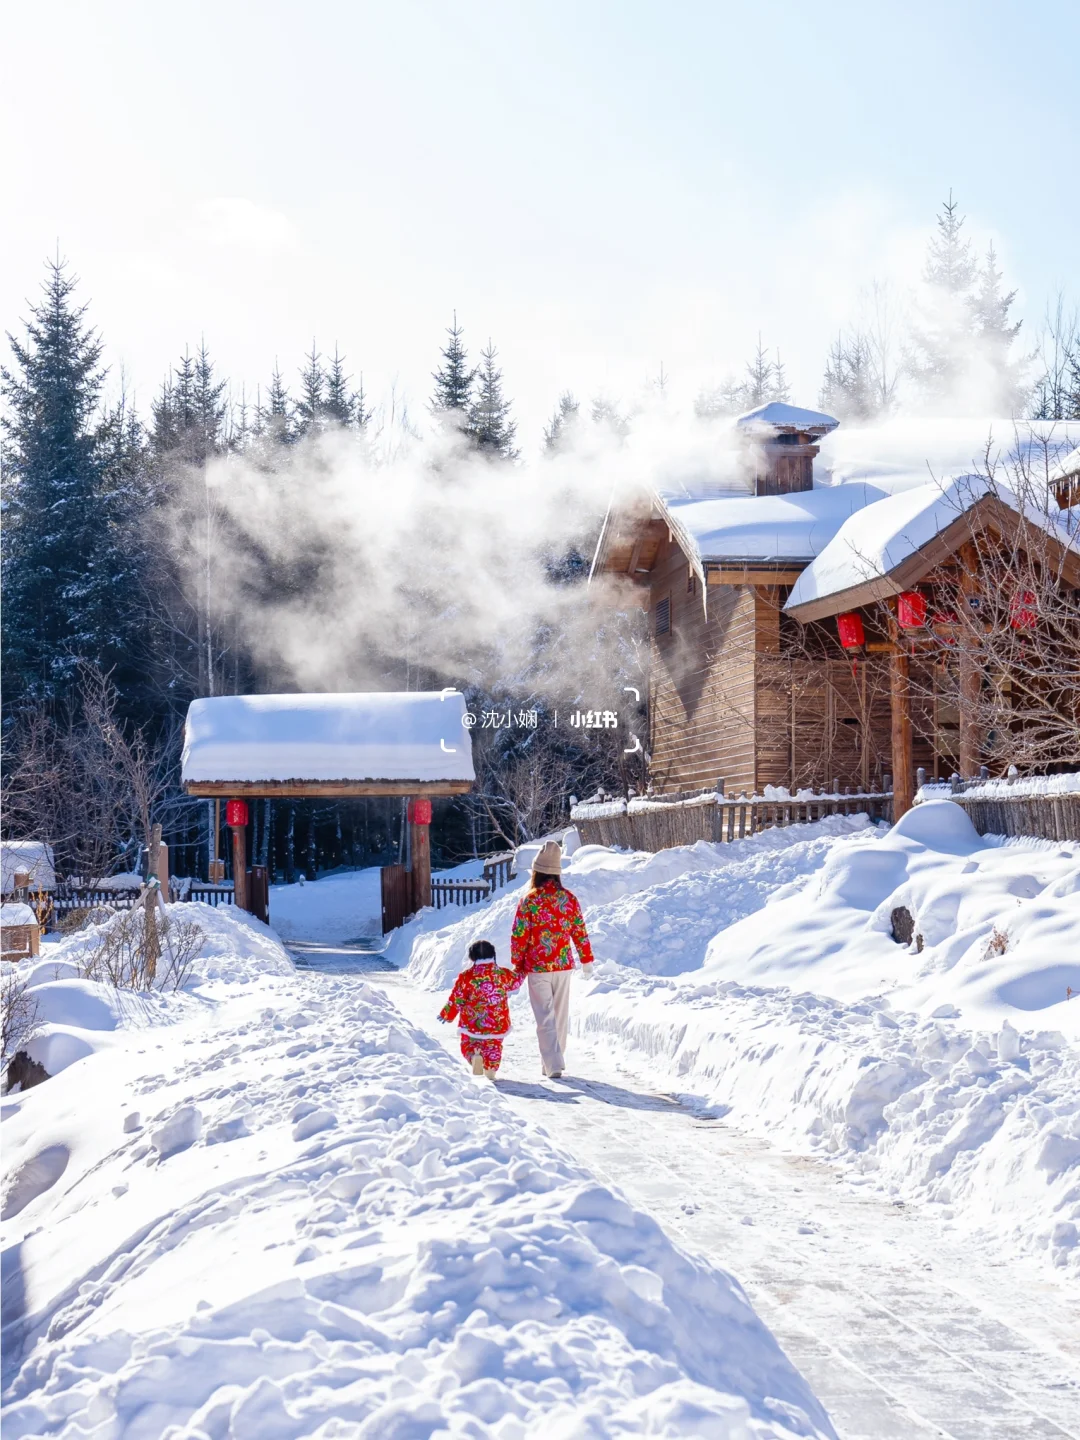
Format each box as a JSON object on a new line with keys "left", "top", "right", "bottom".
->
{"left": 571, "top": 789, "right": 893, "bottom": 853}
{"left": 482, "top": 853, "right": 516, "bottom": 892}
{"left": 920, "top": 788, "right": 1080, "bottom": 842}
{"left": 430, "top": 878, "right": 492, "bottom": 911}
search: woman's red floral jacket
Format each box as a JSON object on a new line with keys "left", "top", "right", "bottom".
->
{"left": 438, "top": 961, "right": 525, "bottom": 1037}
{"left": 510, "top": 885, "right": 595, "bottom": 973}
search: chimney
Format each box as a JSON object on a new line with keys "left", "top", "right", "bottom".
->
{"left": 735, "top": 402, "right": 839, "bottom": 497}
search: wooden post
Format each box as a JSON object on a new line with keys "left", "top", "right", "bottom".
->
{"left": 408, "top": 797, "right": 432, "bottom": 914}
{"left": 958, "top": 540, "right": 981, "bottom": 777}
{"left": 888, "top": 621, "right": 914, "bottom": 822}
{"left": 144, "top": 822, "right": 162, "bottom": 983}
{"left": 231, "top": 824, "right": 248, "bottom": 912}
{"left": 156, "top": 841, "right": 171, "bottom": 903}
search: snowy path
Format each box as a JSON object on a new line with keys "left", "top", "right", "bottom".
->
{"left": 355, "top": 965, "right": 1080, "bottom": 1440}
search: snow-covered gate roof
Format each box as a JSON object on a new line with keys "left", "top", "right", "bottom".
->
{"left": 1, "top": 841, "right": 57, "bottom": 892}
{"left": 181, "top": 692, "right": 475, "bottom": 797}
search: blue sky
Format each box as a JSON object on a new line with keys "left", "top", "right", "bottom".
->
{"left": 4, "top": 0, "right": 1077, "bottom": 441}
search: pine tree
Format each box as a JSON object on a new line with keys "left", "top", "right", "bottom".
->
{"left": 820, "top": 332, "right": 879, "bottom": 421}
{"left": 295, "top": 343, "right": 325, "bottom": 437}
{"left": 257, "top": 363, "right": 293, "bottom": 443}
{"left": 970, "top": 244, "right": 1027, "bottom": 414}
{"left": 431, "top": 313, "right": 476, "bottom": 418}
{"left": 0, "top": 258, "right": 141, "bottom": 705}
{"left": 908, "top": 191, "right": 980, "bottom": 405}
{"left": 150, "top": 344, "right": 227, "bottom": 466}
{"left": 590, "top": 397, "right": 631, "bottom": 442}
{"left": 324, "top": 345, "right": 353, "bottom": 427}
{"left": 694, "top": 376, "right": 746, "bottom": 421}
{"left": 743, "top": 336, "right": 780, "bottom": 408}
{"left": 468, "top": 342, "right": 518, "bottom": 459}
{"left": 543, "top": 392, "right": 581, "bottom": 452}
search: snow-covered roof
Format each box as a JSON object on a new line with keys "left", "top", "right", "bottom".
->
{"left": 1049, "top": 445, "right": 1080, "bottom": 484}
{"left": 735, "top": 402, "right": 839, "bottom": 437}
{"left": 0, "top": 902, "right": 38, "bottom": 926}
{"left": 1, "top": 841, "right": 57, "bottom": 892}
{"left": 785, "top": 474, "right": 1080, "bottom": 618}
{"left": 664, "top": 482, "right": 887, "bottom": 567}
{"left": 182, "top": 692, "right": 475, "bottom": 789}
{"left": 816, "top": 418, "right": 1080, "bottom": 497}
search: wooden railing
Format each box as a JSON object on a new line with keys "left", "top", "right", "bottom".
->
{"left": 482, "top": 853, "right": 516, "bottom": 892}
{"left": 430, "top": 878, "right": 492, "bottom": 910}
{"left": 571, "top": 789, "right": 893, "bottom": 853}
{"left": 916, "top": 769, "right": 1080, "bottom": 842}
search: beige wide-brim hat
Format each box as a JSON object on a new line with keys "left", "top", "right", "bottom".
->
{"left": 530, "top": 840, "right": 563, "bottom": 876}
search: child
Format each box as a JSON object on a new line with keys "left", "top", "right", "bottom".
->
{"left": 438, "top": 939, "right": 524, "bottom": 1078}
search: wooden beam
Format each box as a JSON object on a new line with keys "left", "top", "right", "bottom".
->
{"left": 957, "top": 539, "right": 981, "bottom": 778}
{"left": 707, "top": 567, "right": 805, "bottom": 586}
{"left": 184, "top": 779, "right": 473, "bottom": 799}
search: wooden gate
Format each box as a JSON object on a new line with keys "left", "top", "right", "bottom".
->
{"left": 246, "top": 866, "right": 269, "bottom": 924}
{"left": 381, "top": 863, "right": 412, "bottom": 934}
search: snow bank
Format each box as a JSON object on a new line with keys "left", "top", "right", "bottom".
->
{"left": 403, "top": 804, "right": 1080, "bottom": 1275}
{"left": 405, "top": 816, "right": 879, "bottom": 992}
{"left": 2, "top": 947, "right": 834, "bottom": 1437}
{"left": 8, "top": 904, "right": 295, "bottom": 1081}
{"left": 182, "top": 690, "right": 475, "bottom": 784}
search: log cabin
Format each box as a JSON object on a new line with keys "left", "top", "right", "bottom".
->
{"left": 591, "top": 408, "right": 1080, "bottom": 813}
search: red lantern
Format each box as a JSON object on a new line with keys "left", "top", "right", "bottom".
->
{"left": 226, "top": 799, "right": 249, "bottom": 828}
{"left": 408, "top": 798, "right": 433, "bottom": 826}
{"left": 1009, "top": 590, "right": 1037, "bottom": 630}
{"left": 897, "top": 590, "right": 927, "bottom": 629}
{"left": 836, "top": 612, "right": 865, "bottom": 649}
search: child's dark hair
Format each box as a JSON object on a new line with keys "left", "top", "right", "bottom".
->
{"left": 468, "top": 939, "right": 496, "bottom": 961}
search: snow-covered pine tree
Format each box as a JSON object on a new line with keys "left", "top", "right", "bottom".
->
{"left": 908, "top": 191, "right": 980, "bottom": 406}
{"left": 543, "top": 392, "right": 581, "bottom": 452}
{"left": 743, "top": 335, "right": 784, "bottom": 408}
{"left": 468, "top": 342, "right": 518, "bottom": 459}
{"left": 0, "top": 258, "right": 143, "bottom": 705}
{"left": 1029, "top": 296, "right": 1080, "bottom": 420}
{"left": 820, "top": 332, "right": 880, "bottom": 421}
{"left": 970, "top": 243, "right": 1027, "bottom": 414}
{"left": 430, "top": 313, "right": 476, "bottom": 420}
{"left": 694, "top": 376, "right": 746, "bottom": 421}
{"left": 590, "top": 397, "right": 631, "bottom": 442}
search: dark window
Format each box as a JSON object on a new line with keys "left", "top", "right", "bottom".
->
{"left": 687, "top": 568, "right": 696, "bottom": 596}
{"left": 655, "top": 595, "right": 671, "bottom": 636}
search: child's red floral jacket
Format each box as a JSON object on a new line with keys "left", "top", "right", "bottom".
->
{"left": 438, "top": 961, "right": 525, "bottom": 1037}
{"left": 510, "top": 886, "right": 595, "bottom": 973}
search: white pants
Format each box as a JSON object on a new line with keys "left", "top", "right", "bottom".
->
{"left": 527, "top": 970, "right": 574, "bottom": 1075}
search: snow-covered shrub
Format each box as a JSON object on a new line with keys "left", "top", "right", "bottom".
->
{"left": 77, "top": 906, "right": 205, "bottom": 992}
{"left": 1, "top": 967, "right": 40, "bottom": 1067}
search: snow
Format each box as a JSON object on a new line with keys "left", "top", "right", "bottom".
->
{"left": 402, "top": 803, "right": 1080, "bottom": 1278}
{"left": 816, "top": 416, "right": 1080, "bottom": 496}
{"left": 0, "top": 904, "right": 38, "bottom": 927}
{"left": 1, "top": 842, "right": 56, "bottom": 893}
{"left": 917, "top": 770, "right": 1080, "bottom": 801}
{"left": 785, "top": 472, "right": 1078, "bottom": 612}
{"left": 666, "top": 483, "right": 887, "bottom": 567}
{"left": 1049, "top": 443, "right": 1080, "bottom": 483}
{"left": 1, "top": 907, "right": 834, "bottom": 1439}
{"left": 269, "top": 867, "right": 384, "bottom": 943}
{"left": 181, "top": 690, "right": 476, "bottom": 785}
{"left": 734, "top": 402, "right": 839, "bottom": 436}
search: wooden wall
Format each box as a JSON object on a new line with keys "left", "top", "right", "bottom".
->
{"left": 647, "top": 534, "right": 757, "bottom": 793}
{"left": 646, "top": 534, "right": 897, "bottom": 795}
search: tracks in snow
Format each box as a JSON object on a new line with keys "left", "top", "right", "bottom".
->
{"left": 361, "top": 966, "right": 1080, "bottom": 1440}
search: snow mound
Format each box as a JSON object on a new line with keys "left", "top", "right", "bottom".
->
{"left": 1, "top": 969, "right": 833, "bottom": 1438}
{"left": 404, "top": 815, "right": 877, "bottom": 991}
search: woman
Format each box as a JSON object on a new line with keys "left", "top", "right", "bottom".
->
{"left": 510, "top": 840, "right": 595, "bottom": 1078}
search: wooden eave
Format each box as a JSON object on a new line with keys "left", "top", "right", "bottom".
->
{"left": 705, "top": 562, "right": 807, "bottom": 586}
{"left": 184, "top": 779, "right": 474, "bottom": 799}
{"left": 590, "top": 500, "right": 670, "bottom": 582}
{"left": 785, "top": 494, "right": 1080, "bottom": 624}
